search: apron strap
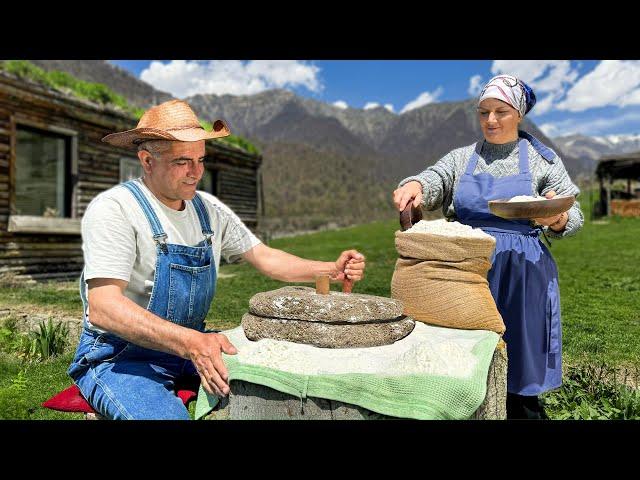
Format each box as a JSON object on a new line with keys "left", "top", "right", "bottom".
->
{"left": 464, "top": 143, "right": 481, "bottom": 175}
{"left": 518, "top": 130, "right": 556, "bottom": 163}
{"left": 517, "top": 138, "right": 530, "bottom": 175}
{"left": 120, "top": 180, "right": 168, "bottom": 247}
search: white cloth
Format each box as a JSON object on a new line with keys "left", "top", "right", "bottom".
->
{"left": 225, "top": 321, "right": 496, "bottom": 379}
{"left": 478, "top": 74, "right": 527, "bottom": 116}
{"left": 81, "top": 178, "right": 261, "bottom": 332}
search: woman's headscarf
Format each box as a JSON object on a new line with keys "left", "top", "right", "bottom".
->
{"left": 478, "top": 74, "right": 537, "bottom": 117}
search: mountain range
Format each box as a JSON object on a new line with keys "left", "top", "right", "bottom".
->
{"left": 31, "top": 60, "right": 618, "bottom": 231}
{"left": 552, "top": 133, "right": 640, "bottom": 170}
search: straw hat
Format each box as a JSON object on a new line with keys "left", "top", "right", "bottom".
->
{"left": 102, "top": 99, "right": 230, "bottom": 148}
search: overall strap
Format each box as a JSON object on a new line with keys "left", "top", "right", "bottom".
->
{"left": 120, "top": 180, "right": 168, "bottom": 246}
{"left": 190, "top": 193, "right": 214, "bottom": 243}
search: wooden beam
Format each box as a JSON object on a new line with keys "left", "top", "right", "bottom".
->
{"left": 7, "top": 215, "right": 81, "bottom": 234}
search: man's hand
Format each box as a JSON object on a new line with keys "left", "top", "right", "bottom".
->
{"left": 532, "top": 191, "right": 569, "bottom": 232}
{"left": 331, "top": 250, "right": 365, "bottom": 282}
{"left": 187, "top": 331, "right": 238, "bottom": 396}
{"left": 393, "top": 181, "right": 424, "bottom": 211}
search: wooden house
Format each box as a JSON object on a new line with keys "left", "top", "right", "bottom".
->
{"left": 0, "top": 71, "right": 263, "bottom": 282}
{"left": 595, "top": 153, "right": 640, "bottom": 217}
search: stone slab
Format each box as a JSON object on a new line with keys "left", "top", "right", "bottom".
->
{"left": 241, "top": 312, "right": 415, "bottom": 348}
{"left": 249, "top": 286, "right": 404, "bottom": 323}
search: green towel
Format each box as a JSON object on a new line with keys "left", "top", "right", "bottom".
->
{"left": 195, "top": 322, "right": 500, "bottom": 420}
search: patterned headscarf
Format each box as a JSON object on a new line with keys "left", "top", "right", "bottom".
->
{"left": 478, "top": 74, "right": 537, "bottom": 117}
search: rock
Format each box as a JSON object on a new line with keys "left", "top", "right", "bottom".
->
{"left": 249, "top": 286, "right": 404, "bottom": 323}
{"left": 241, "top": 313, "right": 415, "bottom": 348}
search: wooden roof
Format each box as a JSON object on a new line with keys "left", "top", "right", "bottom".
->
{"left": 0, "top": 71, "right": 261, "bottom": 167}
{"left": 596, "top": 152, "right": 640, "bottom": 180}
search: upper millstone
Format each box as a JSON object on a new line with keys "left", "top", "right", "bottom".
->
{"left": 248, "top": 286, "right": 404, "bottom": 323}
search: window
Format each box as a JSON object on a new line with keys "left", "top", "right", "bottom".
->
{"left": 119, "top": 157, "right": 143, "bottom": 182}
{"left": 198, "top": 168, "right": 218, "bottom": 195}
{"left": 15, "top": 126, "right": 72, "bottom": 217}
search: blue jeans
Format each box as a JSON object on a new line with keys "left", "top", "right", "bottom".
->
{"left": 68, "top": 329, "right": 201, "bottom": 420}
{"left": 68, "top": 182, "right": 219, "bottom": 419}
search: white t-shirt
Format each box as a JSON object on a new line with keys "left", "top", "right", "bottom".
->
{"left": 81, "top": 178, "right": 261, "bottom": 331}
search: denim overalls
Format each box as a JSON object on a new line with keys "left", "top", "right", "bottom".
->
{"left": 67, "top": 180, "right": 217, "bottom": 419}
{"left": 453, "top": 137, "right": 562, "bottom": 396}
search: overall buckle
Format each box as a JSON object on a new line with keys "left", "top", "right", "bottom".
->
{"left": 153, "top": 233, "right": 169, "bottom": 253}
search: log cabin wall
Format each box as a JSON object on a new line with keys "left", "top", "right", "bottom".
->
{"left": 0, "top": 73, "right": 262, "bottom": 282}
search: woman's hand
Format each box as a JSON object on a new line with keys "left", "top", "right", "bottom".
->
{"left": 532, "top": 191, "right": 569, "bottom": 232}
{"left": 393, "top": 181, "right": 424, "bottom": 211}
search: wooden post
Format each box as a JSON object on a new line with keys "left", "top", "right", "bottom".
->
{"left": 315, "top": 275, "right": 330, "bottom": 295}
{"left": 607, "top": 175, "right": 612, "bottom": 216}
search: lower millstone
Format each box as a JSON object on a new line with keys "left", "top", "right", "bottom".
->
{"left": 241, "top": 313, "right": 415, "bottom": 348}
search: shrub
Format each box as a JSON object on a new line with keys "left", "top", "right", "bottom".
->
{"left": 0, "top": 369, "right": 32, "bottom": 419}
{"left": 542, "top": 362, "right": 640, "bottom": 420}
{"left": 27, "top": 319, "right": 69, "bottom": 361}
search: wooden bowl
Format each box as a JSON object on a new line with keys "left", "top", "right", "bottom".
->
{"left": 488, "top": 195, "right": 575, "bottom": 220}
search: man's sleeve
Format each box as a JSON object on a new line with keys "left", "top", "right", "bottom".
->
{"left": 82, "top": 196, "right": 137, "bottom": 281}
{"left": 217, "top": 204, "right": 262, "bottom": 263}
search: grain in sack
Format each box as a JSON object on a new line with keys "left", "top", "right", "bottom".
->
{"left": 390, "top": 220, "right": 505, "bottom": 334}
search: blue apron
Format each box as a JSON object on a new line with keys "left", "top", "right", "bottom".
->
{"left": 453, "top": 139, "right": 562, "bottom": 396}
{"left": 68, "top": 180, "right": 217, "bottom": 416}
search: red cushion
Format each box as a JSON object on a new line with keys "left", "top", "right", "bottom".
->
{"left": 42, "top": 385, "right": 95, "bottom": 413}
{"left": 43, "top": 384, "right": 198, "bottom": 413}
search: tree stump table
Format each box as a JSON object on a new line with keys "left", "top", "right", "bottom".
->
{"left": 206, "top": 339, "right": 507, "bottom": 420}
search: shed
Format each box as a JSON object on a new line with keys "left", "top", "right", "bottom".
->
{"left": 0, "top": 71, "right": 263, "bottom": 282}
{"left": 595, "top": 153, "right": 640, "bottom": 217}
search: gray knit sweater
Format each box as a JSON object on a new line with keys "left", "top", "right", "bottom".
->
{"left": 398, "top": 137, "right": 584, "bottom": 238}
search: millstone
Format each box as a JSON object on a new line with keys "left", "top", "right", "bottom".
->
{"left": 241, "top": 313, "right": 415, "bottom": 348}
{"left": 249, "top": 286, "right": 404, "bottom": 323}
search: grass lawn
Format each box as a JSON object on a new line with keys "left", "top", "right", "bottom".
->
{"left": 1, "top": 202, "right": 638, "bottom": 419}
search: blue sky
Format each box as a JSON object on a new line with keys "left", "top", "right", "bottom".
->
{"left": 111, "top": 60, "right": 640, "bottom": 138}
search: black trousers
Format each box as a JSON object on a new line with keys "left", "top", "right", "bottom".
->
{"left": 506, "top": 393, "right": 549, "bottom": 419}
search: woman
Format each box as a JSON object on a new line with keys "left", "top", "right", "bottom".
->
{"left": 393, "top": 74, "right": 584, "bottom": 419}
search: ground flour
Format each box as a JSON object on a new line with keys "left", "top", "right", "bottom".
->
{"left": 405, "top": 219, "right": 492, "bottom": 240}
{"left": 229, "top": 321, "right": 481, "bottom": 379}
{"left": 507, "top": 195, "right": 545, "bottom": 202}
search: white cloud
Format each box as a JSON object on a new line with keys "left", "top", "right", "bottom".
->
{"left": 140, "top": 60, "right": 322, "bottom": 98}
{"left": 491, "top": 61, "right": 575, "bottom": 92}
{"left": 362, "top": 102, "right": 395, "bottom": 113}
{"left": 538, "top": 123, "right": 560, "bottom": 137}
{"left": 537, "top": 109, "right": 640, "bottom": 137}
{"left": 491, "top": 60, "right": 582, "bottom": 116}
{"left": 401, "top": 87, "right": 444, "bottom": 113}
{"left": 531, "top": 93, "right": 556, "bottom": 116}
{"left": 333, "top": 100, "right": 348, "bottom": 109}
{"left": 468, "top": 75, "right": 483, "bottom": 96}
{"left": 556, "top": 60, "right": 640, "bottom": 112}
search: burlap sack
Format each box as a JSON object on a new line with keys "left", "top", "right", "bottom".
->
{"left": 390, "top": 231, "right": 505, "bottom": 334}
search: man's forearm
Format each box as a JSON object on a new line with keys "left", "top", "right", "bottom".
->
{"left": 89, "top": 293, "right": 195, "bottom": 358}
{"left": 246, "top": 245, "right": 336, "bottom": 282}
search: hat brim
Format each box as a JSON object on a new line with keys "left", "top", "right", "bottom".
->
{"left": 101, "top": 119, "right": 231, "bottom": 149}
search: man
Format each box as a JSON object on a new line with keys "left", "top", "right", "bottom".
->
{"left": 67, "top": 100, "right": 365, "bottom": 420}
